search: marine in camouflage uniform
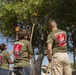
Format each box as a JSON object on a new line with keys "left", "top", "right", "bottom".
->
{"left": 47, "top": 19, "right": 72, "bottom": 75}
{"left": 13, "top": 30, "right": 33, "bottom": 75}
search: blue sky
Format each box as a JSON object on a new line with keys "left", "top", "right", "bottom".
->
{"left": 0, "top": 37, "right": 73, "bottom": 66}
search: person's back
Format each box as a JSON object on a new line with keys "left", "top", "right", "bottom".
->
{"left": 14, "top": 39, "right": 32, "bottom": 68}
{"left": 48, "top": 29, "right": 67, "bottom": 54}
{"left": 0, "top": 50, "right": 10, "bottom": 70}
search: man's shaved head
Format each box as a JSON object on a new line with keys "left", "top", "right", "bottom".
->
{"left": 48, "top": 19, "right": 57, "bottom": 29}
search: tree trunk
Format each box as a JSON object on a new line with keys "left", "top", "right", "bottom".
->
{"left": 35, "top": 53, "right": 44, "bottom": 75}
{"left": 30, "top": 57, "right": 35, "bottom": 75}
{"left": 72, "top": 32, "right": 76, "bottom": 69}
{"left": 75, "top": 49, "right": 76, "bottom": 69}
{"left": 73, "top": 49, "right": 76, "bottom": 68}
{"left": 30, "top": 51, "right": 44, "bottom": 75}
{"left": 73, "top": 51, "right": 75, "bottom": 68}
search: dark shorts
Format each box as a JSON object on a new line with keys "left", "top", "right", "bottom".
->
{"left": 0, "top": 68, "right": 9, "bottom": 75}
{"left": 13, "top": 67, "right": 30, "bottom": 75}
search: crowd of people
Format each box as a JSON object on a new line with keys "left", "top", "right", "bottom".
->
{"left": 0, "top": 19, "right": 72, "bottom": 75}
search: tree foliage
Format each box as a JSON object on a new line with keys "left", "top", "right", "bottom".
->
{"left": 0, "top": 0, "right": 76, "bottom": 35}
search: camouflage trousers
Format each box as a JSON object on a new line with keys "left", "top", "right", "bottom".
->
{"left": 51, "top": 53, "right": 72, "bottom": 75}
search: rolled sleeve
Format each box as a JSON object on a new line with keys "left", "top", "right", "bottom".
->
{"left": 47, "top": 35, "right": 53, "bottom": 44}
